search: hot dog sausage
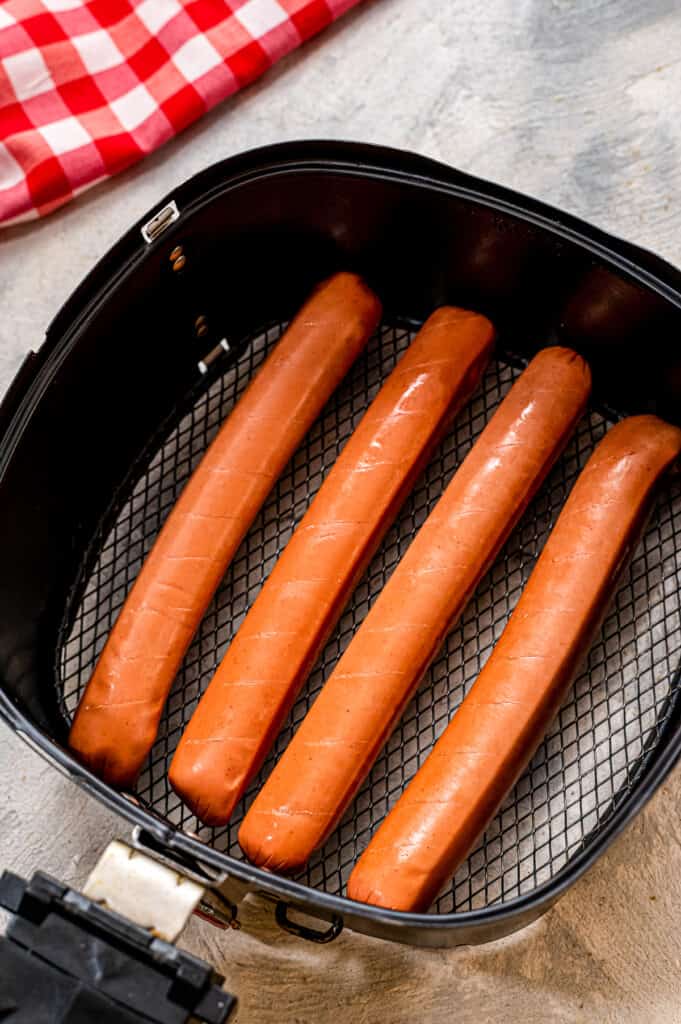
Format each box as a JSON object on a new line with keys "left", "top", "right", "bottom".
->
{"left": 347, "top": 415, "right": 681, "bottom": 912}
{"left": 238, "top": 346, "right": 592, "bottom": 873}
{"left": 169, "top": 308, "right": 495, "bottom": 825}
{"left": 69, "top": 273, "right": 381, "bottom": 788}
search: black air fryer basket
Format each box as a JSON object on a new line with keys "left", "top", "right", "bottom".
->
{"left": 2, "top": 141, "right": 681, "bottom": 953}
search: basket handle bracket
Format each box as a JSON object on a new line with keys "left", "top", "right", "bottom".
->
{"left": 274, "top": 900, "right": 343, "bottom": 943}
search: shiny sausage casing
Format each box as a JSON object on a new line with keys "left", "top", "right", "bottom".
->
{"left": 69, "top": 273, "right": 381, "bottom": 788}
{"left": 238, "top": 347, "right": 592, "bottom": 873}
{"left": 348, "top": 415, "right": 681, "bottom": 912}
{"left": 169, "top": 307, "right": 495, "bottom": 825}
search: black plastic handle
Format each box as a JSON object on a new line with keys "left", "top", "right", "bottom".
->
{"left": 274, "top": 901, "right": 343, "bottom": 943}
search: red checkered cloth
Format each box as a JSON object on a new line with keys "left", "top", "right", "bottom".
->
{"left": 0, "top": 0, "right": 361, "bottom": 225}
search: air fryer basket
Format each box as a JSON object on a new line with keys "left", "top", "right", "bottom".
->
{"left": 2, "top": 142, "right": 681, "bottom": 948}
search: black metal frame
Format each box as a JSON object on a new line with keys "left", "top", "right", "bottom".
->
{"left": 2, "top": 141, "right": 681, "bottom": 947}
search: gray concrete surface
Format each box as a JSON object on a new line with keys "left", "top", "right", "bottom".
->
{"left": 2, "top": 1, "right": 681, "bottom": 1021}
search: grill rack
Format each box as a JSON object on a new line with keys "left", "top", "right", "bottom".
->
{"left": 57, "top": 321, "right": 681, "bottom": 915}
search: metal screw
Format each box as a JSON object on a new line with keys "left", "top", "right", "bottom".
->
{"left": 170, "top": 245, "right": 183, "bottom": 261}
{"left": 172, "top": 254, "right": 186, "bottom": 272}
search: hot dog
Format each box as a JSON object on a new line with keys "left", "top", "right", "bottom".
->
{"left": 238, "top": 346, "right": 592, "bottom": 873}
{"left": 69, "top": 273, "right": 381, "bottom": 788}
{"left": 169, "top": 308, "right": 495, "bottom": 825}
{"left": 347, "top": 415, "right": 681, "bottom": 912}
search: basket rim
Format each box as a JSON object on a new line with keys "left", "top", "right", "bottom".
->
{"left": 3, "top": 140, "right": 681, "bottom": 942}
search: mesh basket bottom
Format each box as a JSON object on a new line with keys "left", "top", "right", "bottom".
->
{"left": 58, "top": 321, "right": 681, "bottom": 915}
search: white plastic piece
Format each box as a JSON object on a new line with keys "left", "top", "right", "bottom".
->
{"left": 83, "top": 840, "right": 204, "bottom": 942}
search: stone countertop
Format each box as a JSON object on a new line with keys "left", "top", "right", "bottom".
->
{"left": 1, "top": 1, "right": 681, "bottom": 1020}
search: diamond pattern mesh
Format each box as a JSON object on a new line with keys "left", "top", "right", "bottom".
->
{"left": 57, "top": 321, "right": 681, "bottom": 915}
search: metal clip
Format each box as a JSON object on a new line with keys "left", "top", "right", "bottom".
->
{"left": 141, "top": 200, "right": 180, "bottom": 244}
{"left": 198, "top": 338, "right": 231, "bottom": 375}
{"left": 195, "top": 894, "right": 241, "bottom": 931}
{"left": 130, "top": 826, "right": 249, "bottom": 931}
